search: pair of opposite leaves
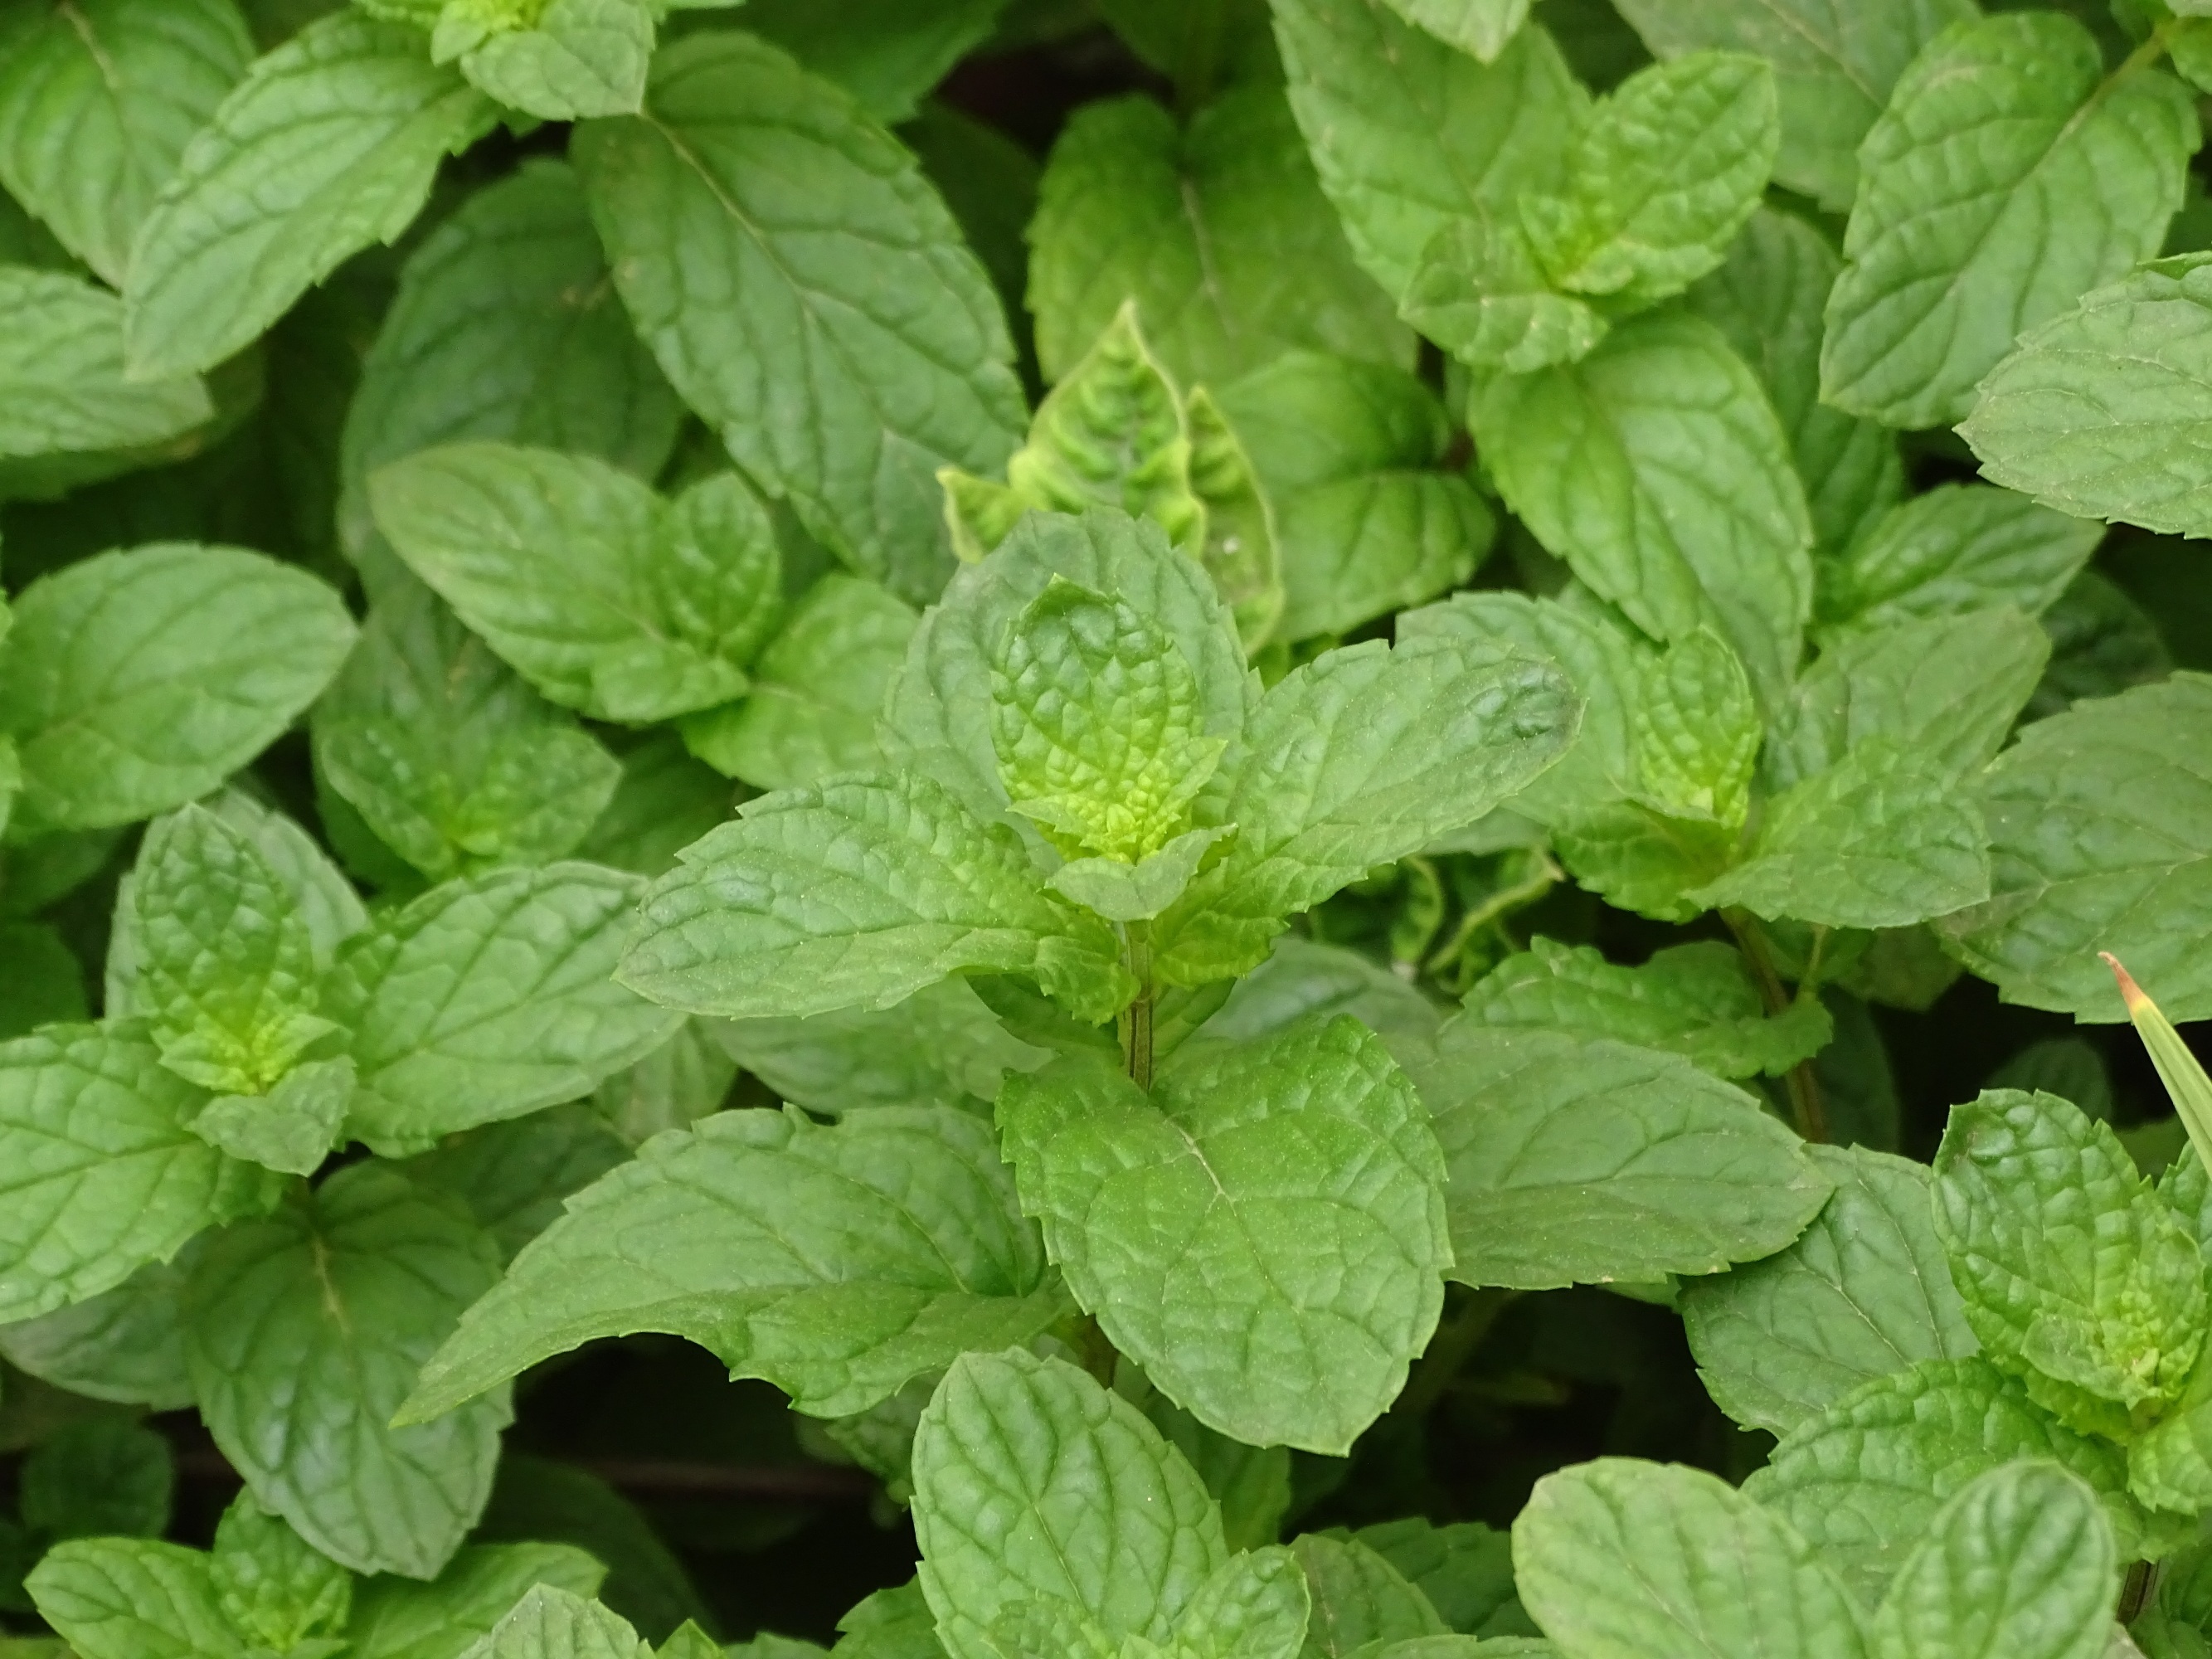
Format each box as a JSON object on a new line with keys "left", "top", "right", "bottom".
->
{"left": 401, "top": 504, "right": 1586, "bottom": 1456}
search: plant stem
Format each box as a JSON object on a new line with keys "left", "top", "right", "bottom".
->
{"left": 1723, "top": 907, "right": 1830, "bottom": 1145}
{"left": 1121, "top": 919, "right": 1155, "bottom": 1091}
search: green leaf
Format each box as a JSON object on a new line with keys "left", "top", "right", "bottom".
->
{"left": 1471, "top": 312, "right": 1812, "bottom": 707}
{"left": 992, "top": 577, "right": 1225, "bottom": 863}
{"left": 1865, "top": 1462, "right": 2115, "bottom": 1659}
{"left": 0, "top": 1261, "right": 193, "bottom": 1409}
{"left": 680, "top": 575, "right": 916, "bottom": 791}
{"left": 1028, "top": 84, "right": 1408, "bottom": 388}
{"left": 1684, "top": 206, "right": 1903, "bottom": 558}
{"left": 1630, "top": 627, "right": 1759, "bottom": 827}
{"left": 1150, "top": 640, "right": 1578, "bottom": 986}
{"left": 404, "top": 1103, "right": 631, "bottom": 1259}
{"left": 1520, "top": 51, "right": 1777, "bottom": 309}
{"left": 0, "top": 1024, "right": 284, "bottom": 1324}
{"left": 1401, "top": 213, "right": 1609, "bottom": 377}
{"left": 1745, "top": 1357, "right": 2147, "bottom": 1603}
{"left": 311, "top": 582, "right": 622, "bottom": 883}
{"left": 999, "top": 1014, "right": 1450, "bottom": 1454}
{"left": 124, "top": 12, "right": 498, "bottom": 381}
{"left": 1456, "top": 937, "right": 1830, "bottom": 1082}
{"left": 1336, "top": 1523, "right": 1516, "bottom": 1640}
{"left": 572, "top": 32, "right": 1024, "bottom": 604}
{"left": 338, "top": 158, "right": 683, "bottom": 569}
{"left": 1608, "top": 0, "right": 1971, "bottom": 211}
{"left": 1164, "top": 385, "right": 1286, "bottom": 654}
{"left": 402, "top": 1105, "right": 1065, "bottom": 1425}
{"left": 1271, "top": 0, "right": 1584, "bottom": 300}
{"left": 128, "top": 805, "right": 332, "bottom": 1095}
{"left": 1291, "top": 1535, "right": 1442, "bottom": 1659}
{"left": 347, "top": 1545, "right": 607, "bottom": 1659}
{"left": 457, "top": 1585, "right": 647, "bottom": 1659}
{"left": 0, "top": 0, "right": 254, "bottom": 286}
{"left": 1680, "top": 1143, "right": 1977, "bottom": 1436}
{"left": 576, "top": 737, "right": 737, "bottom": 879}
{"left": 183, "top": 1163, "right": 508, "bottom": 1579}
{"left": 620, "top": 771, "right": 1130, "bottom": 1024}
{"left": 188, "top": 1058, "right": 353, "bottom": 1177}
{"left": 1962, "top": 253, "right": 2212, "bottom": 538}
{"left": 1408, "top": 1024, "right": 1832, "bottom": 1289}
{"left": 1198, "top": 936, "right": 1444, "bottom": 1058}
{"left": 2030, "top": 571, "right": 2173, "bottom": 722}
{"left": 730, "top": 0, "right": 1006, "bottom": 124}
{"left": 882, "top": 509, "right": 1256, "bottom": 833}
{"left": 1373, "top": 0, "right": 1527, "bottom": 61}
{"left": 1933, "top": 1088, "right": 2205, "bottom": 1439}
{"left": 211, "top": 1495, "right": 352, "bottom": 1654}
{"left": 1816, "top": 484, "right": 2103, "bottom": 634}
{"left": 0, "top": 266, "right": 214, "bottom": 468}
{"left": 368, "top": 444, "right": 780, "bottom": 722}
{"left": 0, "top": 542, "right": 354, "bottom": 834}
{"left": 1692, "top": 740, "right": 1991, "bottom": 931}
{"left": 27, "top": 1540, "right": 241, "bottom": 1659}
{"left": 1942, "top": 674, "right": 2212, "bottom": 1022}
{"left": 22, "top": 1419, "right": 175, "bottom": 1540}
{"left": 1514, "top": 1457, "right": 1863, "bottom": 1659}
{"left": 1213, "top": 354, "right": 1493, "bottom": 642}
{"left": 1819, "top": 12, "right": 2196, "bottom": 430}
{"left": 435, "top": 0, "right": 654, "bottom": 120}
{"left": 326, "top": 862, "right": 681, "bottom": 1154}
{"left": 203, "top": 790, "right": 368, "bottom": 971}
{"left": 910, "top": 1349, "right": 1229, "bottom": 1659}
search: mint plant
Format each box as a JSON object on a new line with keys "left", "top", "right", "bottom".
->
{"left": 4, "top": 0, "right": 2212, "bottom": 1653}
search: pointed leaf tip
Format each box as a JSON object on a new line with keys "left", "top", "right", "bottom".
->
{"left": 2103, "top": 951, "right": 2154, "bottom": 1017}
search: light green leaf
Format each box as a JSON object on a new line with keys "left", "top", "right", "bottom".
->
{"left": 730, "top": 0, "right": 1005, "bottom": 124}
{"left": 1680, "top": 1143, "right": 1977, "bottom": 1436}
{"left": 1745, "top": 1357, "right": 2147, "bottom": 1603}
{"left": 129, "top": 805, "right": 332, "bottom": 1095}
{"left": 1408, "top": 1024, "right": 1832, "bottom": 1289}
{"left": 1291, "top": 1535, "right": 1442, "bottom": 1659}
{"left": 1942, "top": 674, "right": 2212, "bottom": 1022}
{"left": 999, "top": 1014, "right": 1450, "bottom": 1454}
{"left": 1866, "top": 1462, "right": 2115, "bottom": 1659}
{"left": 1198, "top": 936, "right": 1444, "bottom": 1058}
{"left": 833, "top": 1583, "right": 942, "bottom": 1659}
{"left": 1271, "top": 0, "right": 1585, "bottom": 299}
{"left": 1457, "top": 937, "right": 1830, "bottom": 1082}
{"left": 338, "top": 158, "right": 683, "bottom": 569}
{"left": 992, "top": 578, "right": 1225, "bottom": 863}
{"left": 882, "top": 509, "right": 1256, "bottom": 833}
{"left": 1933, "top": 1088, "right": 2205, "bottom": 1440}
{"left": 367, "top": 443, "right": 780, "bottom": 722}
{"left": 1520, "top": 52, "right": 1777, "bottom": 309}
{"left": 436, "top": 0, "right": 654, "bottom": 120}
{"left": 680, "top": 575, "right": 915, "bottom": 792}
{"left": 0, "top": 542, "right": 354, "bottom": 834}
{"left": 1047, "top": 826, "right": 1228, "bottom": 924}
{"left": 910, "top": 1350, "right": 1228, "bottom": 1659}
{"left": 27, "top": 1540, "right": 238, "bottom": 1659}
{"left": 573, "top": 32, "right": 1024, "bottom": 604}
{"left": 714, "top": 976, "right": 1050, "bottom": 1117}
{"left": 311, "top": 581, "right": 622, "bottom": 883}
{"left": 0, "top": 0, "right": 253, "bottom": 285}
{"left": 402, "top": 1105, "right": 1064, "bottom": 1424}
{"left": 1029, "top": 84, "right": 1408, "bottom": 388}
{"left": 1150, "top": 640, "right": 1578, "bottom": 987}
{"left": 1132, "top": 1392, "right": 1292, "bottom": 1555}
{"left": 347, "top": 1545, "right": 607, "bottom": 1659}
{"left": 211, "top": 1495, "right": 352, "bottom": 1655}
{"left": 1630, "top": 627, "right": 1759, "bottom": 826}
{"left": 1691, "top": 739, "right": 1991, "bottom": 931}
{"left": 124, "top": 12, "right": 499, "bottom": 380}
{"left": 0, "top": 1024, "right": 284, "bottom": 1324}
{"left": 1399, "top": 214, "right": 1609, "bottom": 377}
{"left": 326, "top": 862, "right": 680, "bottom": 1154}
{"left": 1336, "top": 1521, "right": 1514, "bottom": 1638}
{"left": 456, "top": 1585, "right": 646, "bottom": 1659}
{"left": 1608, "top": 0, "right": 1972, "bottom": 211}
{"left": 620, "top": 771, "right": 1129, "bottom": 1024}
{"left": 1817, "top": 484, "right": 2103, "bottom": 634}
{"left": 1179, "top": 386, "right": 1285, "bottom": 652}
{"left": 0, "top": 1261, "right": 193, "bottom": 1410}
{"left": 188, "top": 1058, "right": 353, "bottom": 1177}
{"left": 1684, "top": 207, "right": 1902, "bottom": 557}
{"left": 1374, "top": 0, "right": 1527, "bottom": 61}
{"left": 204, "top": 790, "right": 368, "bottom": 972}
{"left": 1471, "top": 312, "right": 1812, "bottom": 707}
{"left": 1962, "top": 253, "right": 2212, "bottom": 538}
{"left": 1214, "top": 353, "right": 1492, "bottom": 642}
{"left": 0, "top": 266, "right": 214, "bottom": 466}
{"left": 1820, "top": 12, "right": 2196, "bottom": 430}
{"left": 183, "top": 1164, "right": 507, "bottom": 1579}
